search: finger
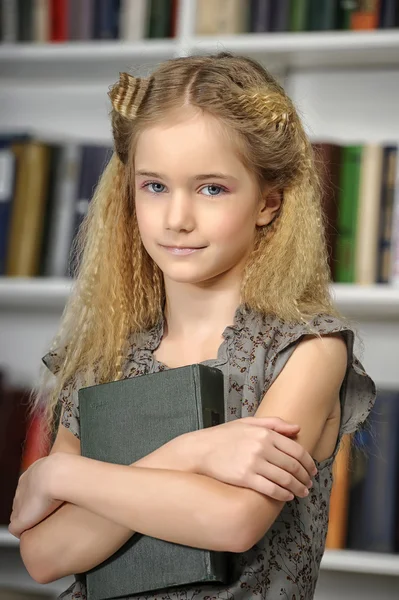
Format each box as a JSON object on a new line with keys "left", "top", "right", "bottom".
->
{"left": 246, "top": 473, "right": 294, "bottom": 502}
{"left": 245, "top": 417, "right": 300, "bottom": 432}
{"left": 273, "top": 436, "right": 317, "bottom": 477}
{"left": 256, "top": 460, "right": 310, "bottom": 498}
{"left": 266, "top": 445, "right": 314, "bottom": 487}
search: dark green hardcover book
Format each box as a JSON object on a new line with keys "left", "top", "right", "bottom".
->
{"left": 79, "top": 364, "right": 230, "bottom": 600}
{"left": 336, "top": 145, "right": 362, "bottom": 283}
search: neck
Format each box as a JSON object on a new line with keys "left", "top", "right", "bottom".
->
{"left": 162, "top": 279, "right": 243, "bottom": 342}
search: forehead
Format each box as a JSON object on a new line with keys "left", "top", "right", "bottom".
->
{"left": 134, "top": 109, "right": 245, "bottom": 175}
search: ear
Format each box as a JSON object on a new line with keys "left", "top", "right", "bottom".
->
{"left": 256, "top": 188, "right": 282, "bottom": 227}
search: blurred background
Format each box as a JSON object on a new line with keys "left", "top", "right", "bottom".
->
{"left": 1, "top": 1, "right": 399, "bottom": 598}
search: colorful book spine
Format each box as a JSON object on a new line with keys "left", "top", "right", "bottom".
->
{"left": 335, "top": 145, "right": 362, "bottom": 283}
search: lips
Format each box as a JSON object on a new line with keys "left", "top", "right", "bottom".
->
{"left": 160, "top": 245, "right": 205, "bottom": 255}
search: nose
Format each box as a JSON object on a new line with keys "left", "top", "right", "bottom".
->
{"left": 165, "top": 190, "right": 195, "bottom": 233}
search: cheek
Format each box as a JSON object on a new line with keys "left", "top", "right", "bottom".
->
{"left": 209, "top": 211, "right": 255, "bottom": 244}
{"left": 135, "top": 200, "right": 158, "bottom": 238}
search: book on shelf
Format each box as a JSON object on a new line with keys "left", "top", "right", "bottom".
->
{"left": 325, "top": 434, "right": 351, "bottom": 549}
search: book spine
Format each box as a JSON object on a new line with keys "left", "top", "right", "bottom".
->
{"left": 17, "top": 0, "right": 33, "bottom": 41}
{"left": 361, "top": 391, "right": 399, "bottom": 552}
{"left": 351, "top": 0, "right": 380, "bottom": 29}
{"left": 289, "top": 0, "right": 310, "bottom": 31}
{"left": 148, "top": 0, "right": 171, "bottom": 38}
{"left": 326, "top": 435, "right": 351, "bottom": 549}
{"left": 377, "top": 146, "right": 397, "bottom": 283}
{"left": 6, "top": 142, "right": 51, "bottom": 276}
{"left": 33, "top": 0, "right": 50, "bottom": 42}
{"left": 354, "top": 144, "right": 384, "bottom": 284}
{"left": 335, "top": 145, "right": 362, "bottom": 283}
{"left": 269, "top": 0, "right": 290, "bottom": 31}
{"left": 119, "top": 0, "right": 148, "bottom": 40}
{"left": 94, "top": 0, "right": 120, "bottom": 39}
{"left": 196, "top": 0, "right": 218, "bottom": 34}
{"left": 390, "top": 148, "right": 399, "bottom": 285}
{"left": 312, "top": 143, "right": 341, "bottom": 281}
{"left": 0, "top": 142, "right": 16, "bottom": 275}
{"left": 50, "top": 0, "right": 67, "bottom": 41}
{"left": 378, "top": 0, "right": 398, "bottom": 27}
{"left": 43, "top": 144, "right": 82, "bottom": 277}
{"left": 250, "top": 0, "right": 272, "bottom": 32}
{"left": 309, "top": 0, "right": 338, "bottom": 30}
{"left": 1, "top": 0, "right": 18, "bottom": 42}
{"left": 337, "top": 0, "right": 358, "bottom": 29}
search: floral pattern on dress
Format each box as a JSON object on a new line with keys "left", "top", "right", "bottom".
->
{"left": 42, "top": 307, "right": 376, "bottom": 600}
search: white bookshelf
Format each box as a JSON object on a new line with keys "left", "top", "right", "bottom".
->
{"left": 1, "top": 1, "right": 399, "bottom": 598}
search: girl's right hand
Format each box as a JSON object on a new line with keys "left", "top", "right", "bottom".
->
{"left": 192, "top": 417, "right": 317, "bottom": 502}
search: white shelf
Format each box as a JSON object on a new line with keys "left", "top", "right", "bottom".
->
{"left": 0, "top": 526, "right": 18, "bottom": 547}
{"left": 1, "top": 278, "right": 399, "bottom": 319}
{"left": 321, "top": 549, "right": 399, "bottom": 576}
{"left": 1, "top": 30, "right": 399, "bottom": 80}
{"left": 191, "top": 29, "right": 399, "bottom": 70}
{"left": 1, "top": 527, "right": 398, "bottom": 577}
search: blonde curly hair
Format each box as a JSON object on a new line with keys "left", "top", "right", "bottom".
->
{"left": 31, "top": 51, "right": 343, "bottom": 445}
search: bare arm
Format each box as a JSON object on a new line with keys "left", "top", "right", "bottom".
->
{"left": 40, "top": 335, "right": 347, "bottom": 566}
{"left": 20, "top": 417, "right": 201, "bottom": 584}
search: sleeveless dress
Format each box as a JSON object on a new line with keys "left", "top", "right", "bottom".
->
{"left": 42, "top": 306, "right": 376, "bottom": 600}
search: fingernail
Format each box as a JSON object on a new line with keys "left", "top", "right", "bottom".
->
{"left": 303, "top": 488, "right": 309, "bottom": 496}
{"left": 307, "top": 481, "right": 313, "bottom": 489}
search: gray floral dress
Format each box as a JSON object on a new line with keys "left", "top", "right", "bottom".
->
{"left": 42, "top": 306, "right": 376, "bottom": 600}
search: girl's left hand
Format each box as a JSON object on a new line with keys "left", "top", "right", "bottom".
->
{"left": 8, "top": 454, "right": 63, "bottom": 539}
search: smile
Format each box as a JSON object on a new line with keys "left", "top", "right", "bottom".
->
{"left": 160, "top": 246, "right": 205, "bottom": 255}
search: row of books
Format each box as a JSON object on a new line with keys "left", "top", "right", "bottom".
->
{"left": 201, "top": 0, "right": 399, "bottom": 35}
{"left": 0, "top": 0, "right": 179, "bottom": 43}
{"left": 317, "top": 143, "right": 399, "bottom": 285}
{"left": 0, "top": 135, "right": 112, "bottom": 278}
{"left": 1, "top": 0, "right": 399, "bottom": 44}
{"left": 326, "top": 389, "right": 399, "bottom": 553}
{"left": 1, "top": 134, "right": 399, "bottom": 283}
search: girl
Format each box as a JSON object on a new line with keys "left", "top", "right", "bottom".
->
{"left": 9, "top": 52, "right": 376, "bottom": 600}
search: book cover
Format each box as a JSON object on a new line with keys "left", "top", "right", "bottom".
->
{"left": 79, "top": 364, "right": 231, "bottom": 599}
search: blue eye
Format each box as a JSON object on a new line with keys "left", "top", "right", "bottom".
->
{"left": 201, "top": 185, "right": 226, "bottom": 196}
{"left": 144, "top": 182, "right": 166, "bottom": 194}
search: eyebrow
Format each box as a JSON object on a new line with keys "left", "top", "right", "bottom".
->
{"left": 135, "top": 170, "right": 235, "bottom": 181}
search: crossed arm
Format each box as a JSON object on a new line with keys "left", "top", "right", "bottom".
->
{"left": 20, "top": 334, "right": 347, "bottom": 584}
